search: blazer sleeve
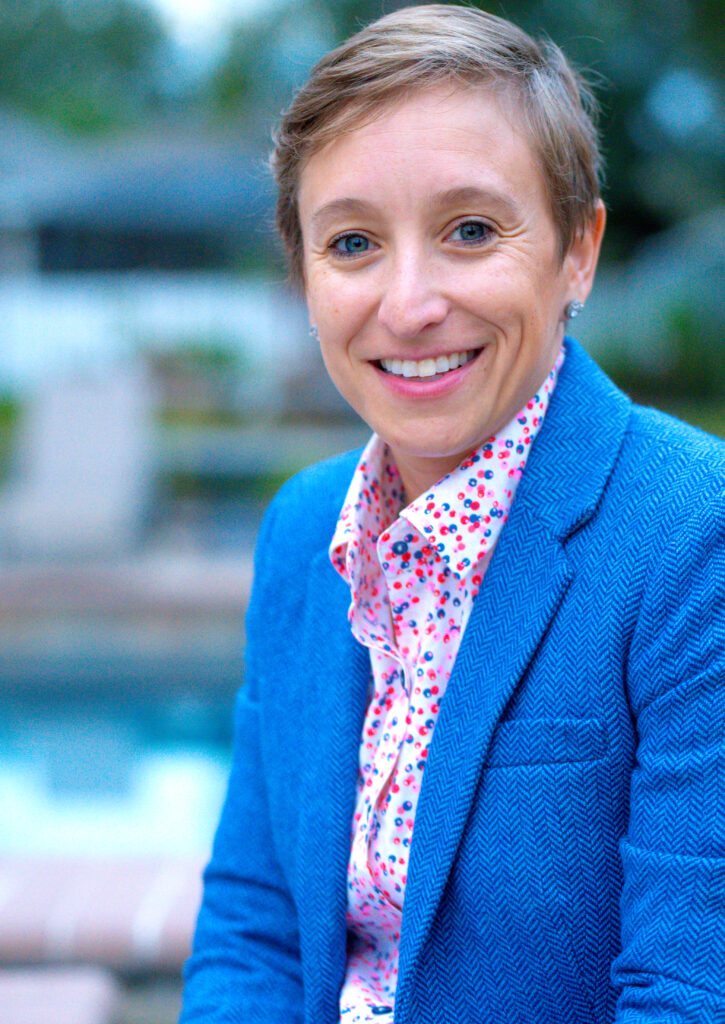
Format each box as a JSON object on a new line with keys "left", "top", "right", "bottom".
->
{"left": 180, "top": 499, "right": 305, "bottom": 1024}
{"left": 612, "top": 486, "right": 725, "bottom": 1021}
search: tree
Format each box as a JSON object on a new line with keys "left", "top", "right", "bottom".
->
{"left": 0, "top": 0, "right": 170, "bottom": 133}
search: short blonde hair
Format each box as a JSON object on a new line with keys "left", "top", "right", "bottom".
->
{"left": 272, "top": 4, "right": 603, "bottom": 286}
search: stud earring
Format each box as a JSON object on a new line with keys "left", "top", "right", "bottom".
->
{"left": 309, "top": 326, "right": 319, "bottom": 340}
{"left": 565, "top": 300, "right": 584, "bottom": 320}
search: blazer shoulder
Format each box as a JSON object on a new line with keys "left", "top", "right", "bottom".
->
{"left": 262, "top": 447, "right": 363, "bottom": 556}
{"left": 624, "top": 403, "right": 725, "bottom": 491}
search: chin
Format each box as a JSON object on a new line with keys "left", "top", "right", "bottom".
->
{"left": 388, "top": 424, "right": 491, "bottom": 459}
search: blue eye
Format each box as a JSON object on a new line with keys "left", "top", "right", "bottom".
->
{"left": 331, "top": 233, "right": 371, "bottom": 256}
{"left": 450, "top": 221, "right": 491, "bottom": 243}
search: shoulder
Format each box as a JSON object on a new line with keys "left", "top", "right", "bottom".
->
{"left": 273, "top": 447, "right": 362, "bottom": 513}
{"left": 563, "top": 339, "right": 725, "bottom": 503}
{"left": 627, "top": 401, "right": 725, "bottom": 464}
{"left": 618, "top": 405, "right": 725, "bottom": 584}
{"left": 245, "top": 449, "right": 361, "bottom": 652}
{"left": 256, "top": 447, "right": 362, "bottom": 566}
{"left": 623, "top": 409, "right": 725, "bottom": 710}
{"left": 619, "top": 402, "right": 725, "bottom": 503}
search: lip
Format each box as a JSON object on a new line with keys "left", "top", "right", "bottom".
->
{"left": 372, "top": 347, "right": 483, "bottom": 399}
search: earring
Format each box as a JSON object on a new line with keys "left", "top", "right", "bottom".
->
{"left": 309, "top": 326, "right": 319, "bottom": 340}
{"left": 565, "top": 300, "right": 584, "bottom": 320}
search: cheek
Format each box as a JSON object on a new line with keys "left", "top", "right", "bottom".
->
{"left": 315, "top": 296, "right": 372, "bottom": 362}
{"left": 318, "top": 338, "right": 354, "bottom": 389}
{"left": 307, "top": 278, "right": 355, "bottom": 333}
{"left": 460, "top": 261, "right": 537, "bottom": 323}
{"left": 318, "top": 343, "right": 367, "bottom": 414}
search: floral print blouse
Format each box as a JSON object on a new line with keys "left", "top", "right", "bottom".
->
{"left": 329, "top": 348, "right": 564, "bottom": 1022}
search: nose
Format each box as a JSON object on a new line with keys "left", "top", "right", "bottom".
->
{"left": 376, "top": 251, "right": 449, "bottom": 339}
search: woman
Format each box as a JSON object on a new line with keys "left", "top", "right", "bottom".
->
{"left": 181, "top": 7, "right": 725, "bottom": 1023}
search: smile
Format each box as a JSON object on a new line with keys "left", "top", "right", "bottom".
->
{"left": 378, "top": 349, "right": 478, "bottom": 380}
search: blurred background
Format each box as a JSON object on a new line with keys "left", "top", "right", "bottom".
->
{"left": 0, "top": 0, "right": 722, "bottom": 1020}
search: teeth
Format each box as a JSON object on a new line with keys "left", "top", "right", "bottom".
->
{"left": 417, "top": 358, "right": 437, "bottom": 378}
{"left": 402, "top": 360, "right": 417, "bottom": 378}
{"left": 381, "top": 350, "right": 475, "bottom": 378}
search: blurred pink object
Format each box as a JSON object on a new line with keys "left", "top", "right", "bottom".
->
{"left": 0, "top": 856, "right": 203, "bottom": 973}
{"left": 0, "top": 965, "right": 119, "bottom": 1024}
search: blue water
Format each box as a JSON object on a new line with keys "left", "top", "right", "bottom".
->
{"left": 0, "top": 696, "right": 233, "bottom": 857}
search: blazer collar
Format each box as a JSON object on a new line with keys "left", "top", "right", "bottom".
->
{"left": 396, "top": 339, "right": 631, "bottom": 1012}
{"left": 514, "top": 337, "right": 632, "bottom": 541}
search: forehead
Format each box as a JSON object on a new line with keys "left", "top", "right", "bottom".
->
{"left": 297, "top": 84, "right": 549, "bottom": 222}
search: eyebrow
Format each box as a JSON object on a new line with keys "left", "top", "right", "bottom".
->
{"left": 308, "top": 186, "right": 521, "bottom": 234}
{"left": 432, "top": 186, "right": 521, "bottom": 218}
{"left": 309, "top": 198, "right": 378, "bottom": 233}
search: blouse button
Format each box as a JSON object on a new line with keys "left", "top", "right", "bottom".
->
{"left": 371, "top": 1007, "right": 393, "bottom": 1016}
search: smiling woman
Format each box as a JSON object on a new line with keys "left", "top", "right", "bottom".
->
{"left": 180, "top": 7, "right": 725, "bottom": 1024}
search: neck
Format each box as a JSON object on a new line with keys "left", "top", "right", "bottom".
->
{"left": 392, "top": 449, "right": 473, "bottom": 504}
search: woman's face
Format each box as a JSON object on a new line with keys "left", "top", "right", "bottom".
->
{"left": 298, "top": 85, "right": 604, "bottom": 500}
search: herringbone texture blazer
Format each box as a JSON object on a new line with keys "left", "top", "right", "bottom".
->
{"left": 181, "top": 340, "right": 725, "bottom": 1023}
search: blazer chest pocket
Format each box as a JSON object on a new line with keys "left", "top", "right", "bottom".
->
{"left": 483, "top": 716, "right": 607, "bottom": 767}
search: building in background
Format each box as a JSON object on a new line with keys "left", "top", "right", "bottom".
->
{"left": 0, "top": 109, "right": 275, "bottom": 275}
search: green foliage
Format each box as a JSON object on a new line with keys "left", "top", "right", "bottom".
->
{"left": 664, "top": 305, "right": 725, "bottom": 399}
{"left": 161, "top": 468, "right": 293, "bottom": 500}
{"left": 601, "top": 300, "right": 725, "bottom": 401}
{"left": 658, "top": 400, "right": 725, "bottom": 440}
{"left": 0, "top": 393, "right": 20, "bottom": 481}
{"left": 157, "top": 408, "right": 251, "bottom": 427}
{"left": 147, "top": 337, "right": 248, "bottom": 374}
{"left": 0, "top": 394, "right": 20, "bottom": 429}
{"left": 0, "top": 0, "right": 168, "bottom": 134}
{"left": 207, "top": 18, "right": 268, "bottom": 112}
{"left": 143, "top": 336, "right": 251, "bottom": 427}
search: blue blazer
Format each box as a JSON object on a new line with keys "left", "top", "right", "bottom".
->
{"left": 181, "top": 341, "right": 725, "bottom": 1023}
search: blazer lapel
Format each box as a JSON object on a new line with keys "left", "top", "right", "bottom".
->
{"left": 295, "top": 549, "right": 370, "bottom": 1019}
{"left": 398, "top": 501, "right": 573, "bottom": 994}
{"left": 396, "top": 340, "right": 632, "bottom": 1001}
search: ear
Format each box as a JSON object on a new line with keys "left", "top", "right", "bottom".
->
{"left": 564, "top": 200, "right": 606, "bottom": 303}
